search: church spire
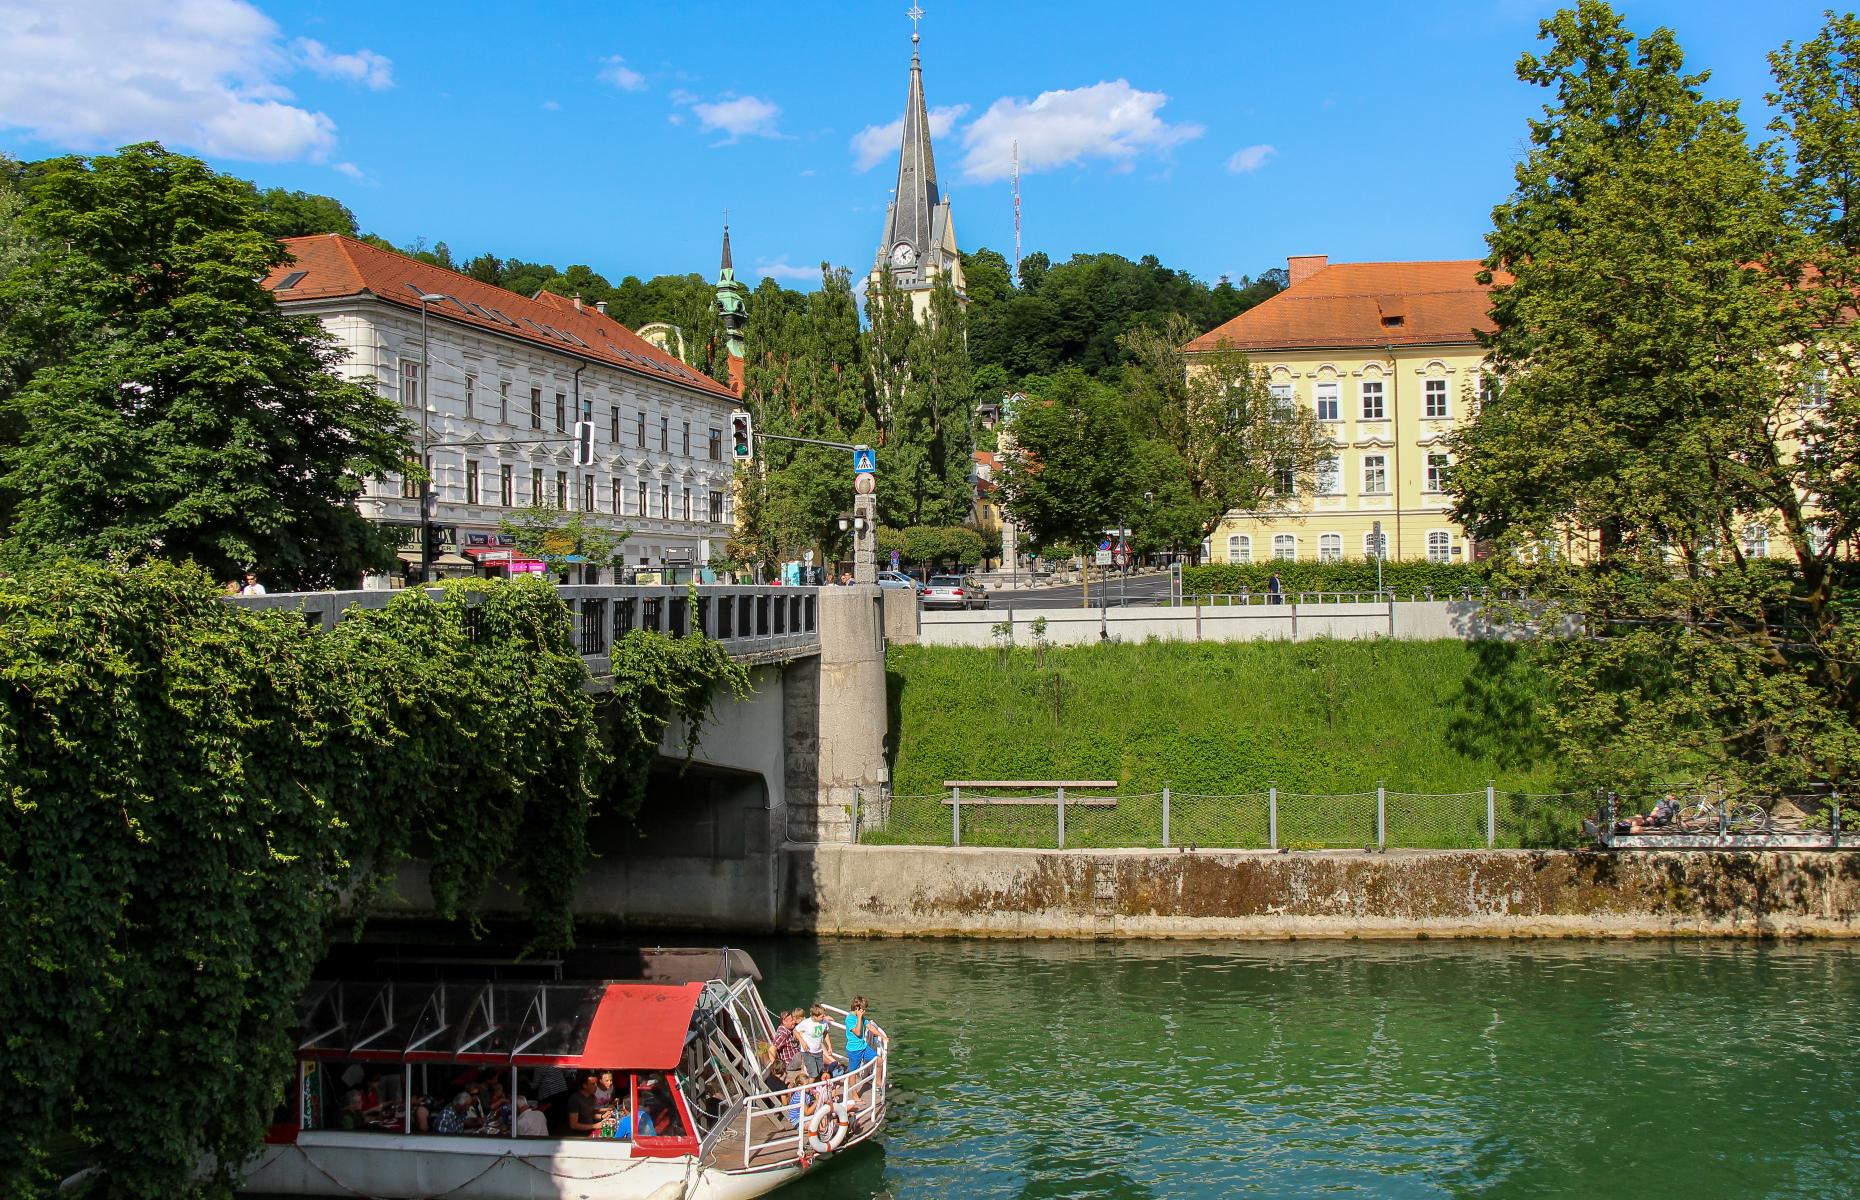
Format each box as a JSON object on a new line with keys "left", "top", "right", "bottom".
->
{"left": 720, "top": 216, "right": 734, "bottom": 273}
{"left": 870, "top": 5, "right": 965, "bottom": 315}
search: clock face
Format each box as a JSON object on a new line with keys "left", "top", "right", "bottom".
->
{"left": 890, "top": 242, "right": 917, "bottom": 268}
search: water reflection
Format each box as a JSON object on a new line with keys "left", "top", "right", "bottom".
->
{"left": 754, "top": 939, "right": 1860, "bottom": 1199}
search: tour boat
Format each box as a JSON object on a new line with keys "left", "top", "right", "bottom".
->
{"left": 235, "top": 959, "right": 888, "bottom": 1199}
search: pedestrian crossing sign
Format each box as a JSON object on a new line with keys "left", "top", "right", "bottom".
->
{"left": 853, "top": 446, "right": 876, "bottom": 473}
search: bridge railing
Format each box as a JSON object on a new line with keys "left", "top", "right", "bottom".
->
{"left": 227, "top": 584, "right": 821, "bottom": 663}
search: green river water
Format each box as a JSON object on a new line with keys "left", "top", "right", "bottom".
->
{"left": 745, "top": 938, "right": 1860, "bottom": 1199}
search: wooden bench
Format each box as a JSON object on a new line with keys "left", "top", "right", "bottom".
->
{"left": 940, "top": 780, "right": 1118, "bottom": 807}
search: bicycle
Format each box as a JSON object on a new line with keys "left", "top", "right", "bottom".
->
{"left": 1676, "top": 796, "right": 1772, "bottom": 835}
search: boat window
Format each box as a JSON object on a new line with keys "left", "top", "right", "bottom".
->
{"left": 302, "top": 1059, "right": 408, "bottom": 1134}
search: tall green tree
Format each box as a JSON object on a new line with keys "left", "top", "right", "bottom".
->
{"left": 1451, "top": 4, "right": 1860, "bottom": 794}
{"left": 883, "top": 274, "right": 975, "bottom": 527}
{"left": 0, "top": 144, "right": 410, "bottom": 587}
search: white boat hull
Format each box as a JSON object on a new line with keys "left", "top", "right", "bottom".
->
{"left": 239, "top": 1133, "right": 805, "bottom": 1200}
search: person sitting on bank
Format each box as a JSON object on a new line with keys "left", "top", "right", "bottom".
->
{"left": 1621, "top": 793, "right": 1682, "bottom": 834}
{"left": 513, "top": 1095, "right": 549, "bottom": 1137}
{"left": 567, "top": 1071, "right": 606, "bottom": 1136}
{"left": 433, "top": 1092, "right": 479, "bottom": 1135}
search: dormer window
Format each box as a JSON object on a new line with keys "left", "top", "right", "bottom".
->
{"left": 1381, "top": 315, "right": 1405, "bottom": 328}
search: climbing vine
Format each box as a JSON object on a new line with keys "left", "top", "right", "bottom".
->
{"left": 0, "top": 561, "right": 744, "bottom": 1198}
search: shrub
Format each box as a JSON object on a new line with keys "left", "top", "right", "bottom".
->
{"left": 1183, "top": 559, "right": 1488, "bottom": 596}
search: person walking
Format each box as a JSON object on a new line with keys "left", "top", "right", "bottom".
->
{"left": 1267, "top": 571, "right": 1284, "bottom": 605}
{"left": 240, "top": 572, "right": 267, "bottom": 596}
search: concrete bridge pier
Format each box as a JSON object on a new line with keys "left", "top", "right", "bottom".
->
{"left": 786, "top": 585, "right": 889, "bottom": 844}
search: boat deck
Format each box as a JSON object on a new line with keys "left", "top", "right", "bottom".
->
{"left": 702, "top": 1105, "right": 887, "bottom": 1173}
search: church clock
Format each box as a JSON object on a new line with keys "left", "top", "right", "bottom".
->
{"left": 890, "top": 242, "right": 917, "bottom": 269}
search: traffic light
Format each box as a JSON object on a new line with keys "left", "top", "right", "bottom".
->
{"left": 730, "top": 411, "right": 753, "bottom": 461}
{"left": 571, "top": 420, "right": 595, "bottom": 467}
{"left": 422, "top": 523, "right": 442, "bottom": 565}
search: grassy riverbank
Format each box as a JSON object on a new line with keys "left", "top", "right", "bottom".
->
{"left": 881, "top": 640, "right": 1586, "bottom": 848}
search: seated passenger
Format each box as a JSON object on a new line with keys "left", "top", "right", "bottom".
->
{"left": 336, "top": 1089, "right": 367, "bottom": 1132}
{"left": 607, "top": 1094, "right": 655, "bottom": 1140}
{"left": 567, "top": 1071, "right": 605, "bottom": 1136}
{"left": 433, "top": 1091, "right": 479, "bottom": 1135}
{"left": 513, "top": 1095, "right": 549, "bottom": 1137}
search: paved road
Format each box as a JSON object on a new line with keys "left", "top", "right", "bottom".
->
{"left": 981, "top": 572, "right": 1175, "bottom": 610}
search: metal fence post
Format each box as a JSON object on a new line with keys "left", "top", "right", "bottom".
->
{"left": 1057, "top": 786, "right": 1067, "bottom": 850}
{"left": 1268, "top": 786, "right": 1278, "bottom": 850}
{"left": 1376, "top": 782, "right": 1386, "bottom": 850}
{"left": 952, "top": 786, "right": 961, "bottom": 848}
{"left": 1835, "top": 792, "right": 1843, "bottom": 850}
{"left": 1161, "top": 786, "right": 1171, "bottom": 849}
{"left": 1486, "top": 781, "right": 1496, "bottom": 850}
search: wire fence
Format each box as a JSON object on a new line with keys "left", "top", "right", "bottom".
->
{"left": 854, "top": 784, "right": 1598, "bottom": 851}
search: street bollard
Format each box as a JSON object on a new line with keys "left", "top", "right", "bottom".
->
{"left": 1162, "top": 786, "right": 1171, "bottom": 849}
{"left": 1057, "top": 786, "right": 1067, "bottom": 850}
{"left": 1486, "top": 781, "right": 1496, "bottom": 850}
{"left": 1376, "top": 782, "right": 1386, "bottom": 851}
{"left": 952, "top": 786, "right": 961, "bottom": 848}
{"left": 1269, "top": 786, "right": 1278, "bottom": 850}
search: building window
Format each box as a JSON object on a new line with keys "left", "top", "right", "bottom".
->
{"left": 500, "top": 464, "right": 513, "bottom": 507}
{"left": 583, "top": 474, "right": 596, "bottom": 512}
{"left": 637, "top": 481, "right": 648, "bottom": 517}
{"left": 1423, "top": 378, "right": 1449, "bottom": 419}
{"left": 682, "top": 487, "right": 692, "bottom": 521}
{"left": 659, "top": 417, "right": 669, "bottom": 452}
{"left": 530, "top": 468, "right": 544, "bottom": 507}
{"left": 1742, "top": 523, "right": 1770, "bottom": 558}
{"left": 1317, "top": 456, "right": 1342, "bottom": 495}
{"left": 465, "top": 460, "right": 480, "bottom": 505}
{"left": 682, "top": 420, "right": 691, "bottom": 456}
{"left": 610, "top": 405, "right": 621, "bottom": 443}
{"left": 399, "top": 459, "right": 419, "bottom": 499}
{"left": 660, "top": 484, "right": 670, "bottom": 520}
{"left": 1479, "top": 373, "right": 1498, "bottom": 407}
{"left": 1363, "top": 454, "right": 1388, "bottom": 494}
{"left": 1426, "top": 531, "right": 1453, "bottom": 563}
{"left": 463, "top": 374, "right": 476, "bottom": 418}
{"left": 709, "top": 490, "right": 724, "bottom": 523}
{"left": 1272, "top": 460, "right": 1295, "bottom": 496}
{"left": 555, "top": 392, "right": 567, "bottom": 432}
{"left": 499, "top": 380, "right": 510, "bottom": 425}
{"left": 1426, "top": 453, "right": 1451, "bottom": 493}
{"left": 1319, "top": 533, "right": 1342, "bottom": 563}
{"left": 556, "top": 471, "right": 568, "bottom": 509}
{"left": 708, "top": 428, "right": 723, "bottom": 460}
{"left": 1269, "top": 382, "right": 1295, "bottom": 417}
{"left": 612, "top": 479, "right": 623, "bottom": 515}
{"left": 1314, "top": 381, "right": 1340, "bottom": 422}
{"left": 1273, "top": 534, "right": 1297, "bottom": 562}
{"left": 401, "top": 360, "right": 422, "bottom": 410}
{"left": 530, "top": 387, "right": 543, "bottom": 430}
{"left": 1361, "top": 380, "right": 1385, "bottom": 420}
{"left": 1229, "top": 534, "right": 1251, "bottom": 564}
{"left": 580, "top": 395, "right": 593, "bottom": 422}
{"left": 637, "top": 411, "right": 647, "bottom": 448}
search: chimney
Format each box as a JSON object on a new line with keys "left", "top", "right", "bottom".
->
{"left": 595, "top": 300, "right": 608, "bottom": 315}
{"left": 1287, "top": 254, "right": 1329, "bottom": 287}
{"left": 573, "top": 295, "right": 584, "bottom": 312}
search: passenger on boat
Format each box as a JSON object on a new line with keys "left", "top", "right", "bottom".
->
{"left": 796, "top": 1005, "right": 833, "bottom": 1079}
{"left": 433, "top": 1092, "right": 480, "bottom": 1135}
{"left": 336, "top": 1090, "right": 367, "bottom": 1132}
{"left": 770, "top": 1009, "right": 803, "bottom": 1084}
{"left": 529, "top": 1064, "right": 570, "bottom": 1134}
{"left": 567, "top": 1071, "right": 606, "bottom": 1135}
{"left": 605, "top": 1093, "right": 655, "bottom": 1140}
{"left": 844, "top": 997, "right": 875, "bottom": 1074}
{"left": 513, "top": 1096, "right": 549, "bottom": 1137}
{"left": 593, "top": 1070, "right": 616, "bottom": 1108}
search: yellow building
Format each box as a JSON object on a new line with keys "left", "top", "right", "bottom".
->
{"left": 1185, "top": 255, "right": 1496, "bottom": 565}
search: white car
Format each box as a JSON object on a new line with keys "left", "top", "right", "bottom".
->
{"left": 877, "top": 570, "right": 922, "bottom": 592}
{"left": 920, "top": 574, "right": 987, "bottom": 610}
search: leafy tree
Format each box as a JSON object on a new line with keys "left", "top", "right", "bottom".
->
{"left": 499, "top": 503, "right": 630, "bottom": 577}
{"left": 249, "top": 186, "right": 358, "bottom": 238}
{"left": 994, "top": 369, "right": 1136, "bottom": 601}
{"left": 1122, "top": 315, "right": 1327, "bottom": 551}
{"left": 1452, "top": 3, "right": 1860, "bottom": 794}
{"left": 0, "top": 144, "right": 409, "bottom": 588}
{"left": 882, "top": 274, "right": 974, "bottom": 526}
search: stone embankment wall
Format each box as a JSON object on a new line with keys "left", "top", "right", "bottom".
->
{"left": 784, "top": 845, "right": 1860, "bottom": 938}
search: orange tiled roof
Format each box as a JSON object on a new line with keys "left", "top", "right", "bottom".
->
{"left": 266, "top": 234, "right": 738, "bottom": 401}
{"left": 1185, "top": 260, "right": 1504, "bottom": 353}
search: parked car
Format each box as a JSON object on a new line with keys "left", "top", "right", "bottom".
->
{"left": 877, "top": 570, "right": 923, "bottom": 593}
{"left": 921, "top": 574, "right": 987, "bottom": 610}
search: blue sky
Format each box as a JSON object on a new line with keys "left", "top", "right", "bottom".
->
{"left": 0, "top": 1, "right": 1837, "bottom": 290}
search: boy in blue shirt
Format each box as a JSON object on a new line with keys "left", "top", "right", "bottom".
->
{"left": 843, "top": 996, "right": 875, "bottom": 1074}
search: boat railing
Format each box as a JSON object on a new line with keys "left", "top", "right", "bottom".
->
{"left": 713, "top": 1008, "right": 890, "bottom": 1173}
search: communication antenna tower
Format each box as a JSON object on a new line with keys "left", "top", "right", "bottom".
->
{"left": 1012, "top": 139, "right": 1021, "bottom": 289}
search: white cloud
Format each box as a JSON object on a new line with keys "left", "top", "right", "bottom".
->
{"left": 597, "top": 55, "right": 645, "bottom": 91}
{"left": 333, "top": 161, "right": 364, "bottom": 179}
{"left": 958, "top": 80, "right": 1202, "bottom": 182}
{"left": 0, "top": 0, "right": 341, "bottom": 161}
{"left": 849, "top": 104, "right": 968, "bottom": 172}
{"left": 692, "top": 95, "right": 782, "bottom": 142}
{"left": 754, "top": 257, "right": 824, "bottom": 285}
{"left": 1225, "top": 144, "right": 1276, "bottom": 174}
{"left": 295, "top": 38, "right": 393, "bottom": 90}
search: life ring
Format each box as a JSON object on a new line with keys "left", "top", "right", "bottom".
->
{"left": 806, "top": 1100, "right": 850, "bottom": 1154}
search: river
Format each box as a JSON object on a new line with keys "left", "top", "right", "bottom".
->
{"left": 742, "top": 938, "right": 1860, "bottom": 1199}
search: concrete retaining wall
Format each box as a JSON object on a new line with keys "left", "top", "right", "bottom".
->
{"left": 783, "top": 844, "right": 1860, "bottom": 938}
{"left": 919, "top": 600, "right": 1549, "bottom": 647}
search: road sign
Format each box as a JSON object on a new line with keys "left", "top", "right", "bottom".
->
{"left": 803, "top": 549, "right": 815, "bottom": 563}
{"left": 890, "top": 550, "right": 900, "bottom": 570}
{"left": 853, "top": 446, "right": 876, "bottom": 473}
{"left": 1094, "top": 550, "right": 1113, "bottom": 565}
{"left": 854, "top": 472, "right": 876, "bottom": 495}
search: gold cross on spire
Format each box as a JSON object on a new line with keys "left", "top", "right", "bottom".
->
{"left": 908, "top": 4, "right": 923, "bottom": 43}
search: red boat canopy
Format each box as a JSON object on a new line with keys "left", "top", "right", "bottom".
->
{"left": 295, "top": 979, "right": 705, "bottom": 1069}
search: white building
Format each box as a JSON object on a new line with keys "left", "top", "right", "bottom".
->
{"left": 265, "top": 234, "right": 740, "bottom": 580}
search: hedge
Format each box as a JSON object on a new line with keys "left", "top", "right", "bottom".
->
{"left": 1182, "top": 559, "right": 1489, "bottom": 596}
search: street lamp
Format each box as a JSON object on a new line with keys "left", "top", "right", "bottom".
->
{"left": 416, "top": 292, "right": 445, "bottom": 583}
